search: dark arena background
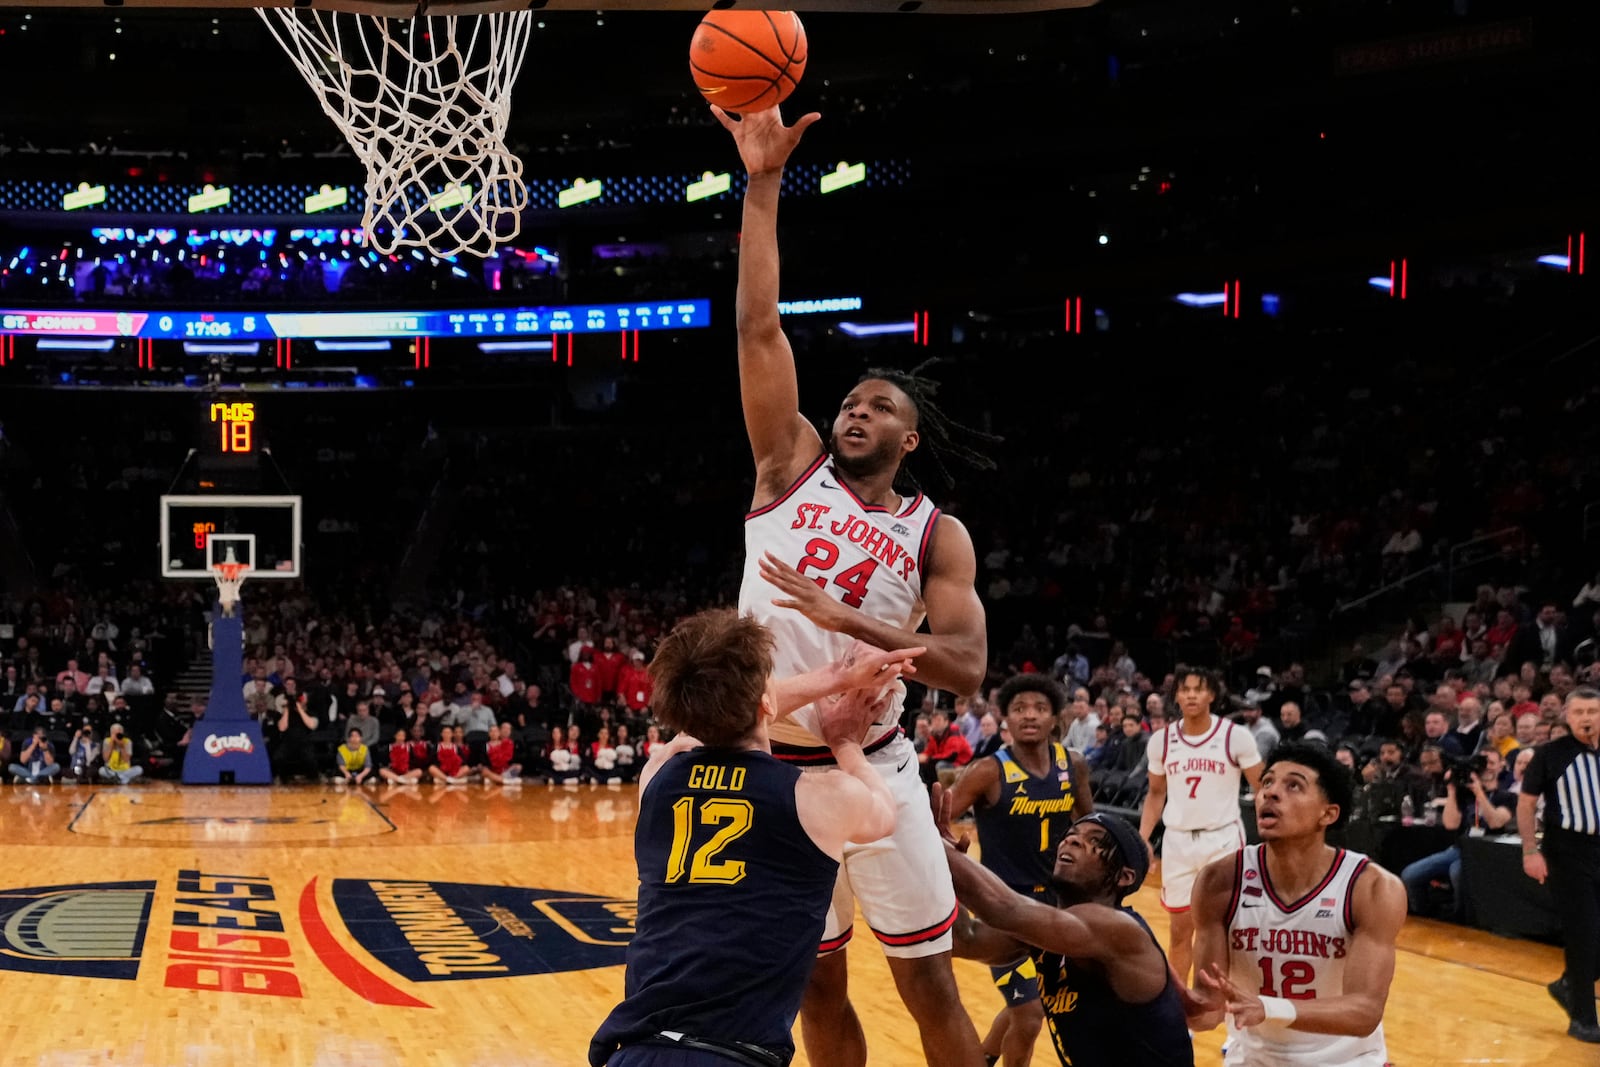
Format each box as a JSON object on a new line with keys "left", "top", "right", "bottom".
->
{"left": 1, "top": 0, "right": 1598, "bottom": 1063}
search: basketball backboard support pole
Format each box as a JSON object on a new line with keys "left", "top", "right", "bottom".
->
{"left": 0, "top": 0, "right": 1096, "bottom": 11}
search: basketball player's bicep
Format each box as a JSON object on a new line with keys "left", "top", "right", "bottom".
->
{"left": 738, "top": 330, "right": 820, "bottom": 475}
{"left": 921, "top": 518, "right": 987, "bottom": 690}
{"left": 1344, "top": 869, "right": 1406, "bottom": 1002}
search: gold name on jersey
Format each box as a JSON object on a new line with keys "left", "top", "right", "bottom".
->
{"left": 687, "top": 764, "right": 747, "bottom": 791}
{"left": 1009, "top": 795, "right": 1077, "bottom": 817}
{"left": 1041, "top": 987, "right": 1080, "bottom": 1015}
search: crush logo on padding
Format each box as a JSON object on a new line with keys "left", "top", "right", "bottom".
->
{"left": 331, "top": 880, "right": 635, "bottom": 982}
{"left": 0, "top": 880, "right": 156, "bottom": 979}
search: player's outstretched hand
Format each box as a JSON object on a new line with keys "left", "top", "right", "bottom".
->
{"left": 710, "top": 104, "right": 821, "bottom": 177}
{"left": 929, "top": 782, "right": 972, "bottom": 853}
{"left": 1198, "top": 964, "right": 1264, "bottom": 1028}
{"left": 830, "top": 640, "right": 924, "bottom": 698}
{"left": 817, "top": 683, "right": 891, "bottom": 752}
{"left": 761, "top": 551, "right": 852, "bottom": 632}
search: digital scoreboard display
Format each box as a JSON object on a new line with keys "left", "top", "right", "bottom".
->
{"left": 0, "top": 299, "right": 712, "bottom": 339}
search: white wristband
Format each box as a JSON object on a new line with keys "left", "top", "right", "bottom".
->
{"left": 1259, "top": 996, "right": 1298, "bottom": 1027}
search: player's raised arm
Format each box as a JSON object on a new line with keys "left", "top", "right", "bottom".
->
{"left": 712, "top": 104, "right": 824, "bottom": 490}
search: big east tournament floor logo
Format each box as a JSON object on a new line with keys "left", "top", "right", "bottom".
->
{"left": 0, "top": 873, "right": 632, "bottom": 1007}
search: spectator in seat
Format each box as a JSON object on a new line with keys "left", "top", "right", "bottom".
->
{"left": 1238, "top": 702, "right": 1280, "bottom": 762}
{"left": 570, "top": 647, "right": 602, "bottom": 710}
{"left": 595, "top": 636, "right": 625, "bottom": 703}
{"left": 1483, "top": 708, "right": 1518, "bottom": 757}
{"left": 344, "top": 700, "right": 381, "bottom": 750}
{"left": 453, "top": 689, "right": 497, "bottom": 766}
{"left": 244, "top": 675, "right": 277, "bottom": 722}
{"left": 120, "top": 664, "right": 154, "bottom": 698}
{"left": 11, "top": 726, "right": 61, "bottom": 783}
{"left": 918, "top": 708, "right": 973, "bottom": 786}
{"left": 1400, "top": 761, "right": 1514, "bottom": 920}
{"left": 1443, "top": 697, "right": 1485, "bottom": 757}
{"left": 55, "top": 658, "right": 90, "bottom": 695}
{"left": 100, "top": 724, "right": 142, "bottom": 785}
{"left": 85, "top": 664, "right": 119, "bottom": 697}
{"left": 1276, "top": 701, "right": 1308, "bottom": 745}
{"left": 971, "top": 712, "right": 1002, "bottom": 761}
{"left": 617, "top": 652, "right": 653, "bottom": 717}
{"left": 1061, "top": 687, "right": 1099, "bottom": 753}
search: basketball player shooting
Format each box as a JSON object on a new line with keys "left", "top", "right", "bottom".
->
{"left": 1138, "top": 666, "right": 1263, "bottom": 985}
{"left": 714, "top": 102, "right": 992, "bottom": 1067}
{"left": 1188, "top": 741, "right": 1406, "bottom": 1066}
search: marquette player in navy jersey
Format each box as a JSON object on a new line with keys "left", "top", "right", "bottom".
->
{"left": 932, "top": 788, "right": 1195, "bottom": 1067}
{"left": 1189, "top": 742, "right": 1405, "bottom": 1066}
{"left": 714, "top": 102, "right": 995, "bottom": 1067}
{"left": 590, "top": 610, "right": 919, "bottom": 1067}
{"left": 944, "top": 674, "right": 1093, "bottom": 1067}
{"left": 1139, "top": 666, "right": 1264, "bottom": 986}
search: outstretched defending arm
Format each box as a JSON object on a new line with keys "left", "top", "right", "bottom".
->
{"left": 713, "top": 105, "right": 824, "bottom": 496}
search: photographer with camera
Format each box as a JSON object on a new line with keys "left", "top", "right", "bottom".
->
{"left": 66, "top": 724, "right": 100, "bottom": 783}
{"left": 1399, "top": 751, "right": 1514, "bottom": 921}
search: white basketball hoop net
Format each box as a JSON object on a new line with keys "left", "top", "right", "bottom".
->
{"left": 258, "top": 8, "right": 533, "bottom": 258}
{"left": 213, "top": 561, "right": 250, "bottom": 614}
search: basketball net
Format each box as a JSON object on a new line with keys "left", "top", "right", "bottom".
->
{"left": 213, "top": 560, "right": 249, "bottom": 616}
{"left": 257, "top": 9, "right": 533, "bottom": 258}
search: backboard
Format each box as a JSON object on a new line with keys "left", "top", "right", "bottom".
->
{"left": 161, "top": 495, "right": 302, "bottom": 580}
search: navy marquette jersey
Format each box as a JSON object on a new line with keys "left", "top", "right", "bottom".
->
{"left": 975, "top": 743, "right": 1080, "bottom": 897}
{"left": 1034, "top": 910, "right": 1194, "bottom": 1067}
{"left": 589, "top": 748, "right": 838, "bottom": 1066}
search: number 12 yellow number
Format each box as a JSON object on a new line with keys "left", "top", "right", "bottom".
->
{"left": 667, "top": 796, "right": 755, "bottom": 885}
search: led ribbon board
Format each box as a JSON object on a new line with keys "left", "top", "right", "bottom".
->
{"left": 0, "top": 301, "right": 713, "bottom": 339}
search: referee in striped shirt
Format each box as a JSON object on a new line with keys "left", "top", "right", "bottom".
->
{"left": 1518, "top": 685, "right": 1600, "bottom": 1044}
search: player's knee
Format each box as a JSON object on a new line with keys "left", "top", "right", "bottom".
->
{"left": 802, "top": 951, "right": 850, "bottom": 1012}
{"left": 1008, "top": 1000, "right": 1045, "bottom": 1037}
{"left": 889, "top": 953, "right": 961, "bottom": 1016}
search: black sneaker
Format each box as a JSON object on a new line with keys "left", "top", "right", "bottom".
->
{"left": 1549, "top": 976, "right": 1577, "bottom": 1023}
{"left": 1568, "top": 1021, "right": 1600, "bottom": 1044}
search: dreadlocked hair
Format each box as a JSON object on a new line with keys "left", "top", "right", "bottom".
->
{"left": 857, "top": 358, "right": 1001, "bottom": 491}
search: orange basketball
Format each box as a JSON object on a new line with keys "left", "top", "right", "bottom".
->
{"left": 689, "top": 10, "right": 808, "bottom": 115}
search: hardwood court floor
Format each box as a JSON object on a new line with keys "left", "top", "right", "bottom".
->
{"left": 0, "top": 780, "right": 1592, "bottom": 1066}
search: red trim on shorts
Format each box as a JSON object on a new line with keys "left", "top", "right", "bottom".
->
{"left": 1159, "top": 900, "right": 1191, "bottom": 914}
{"left": 745, "top": 453, "right": 828, "bottom": 520}
{"left": 1344, "top": 856, "right": 1370, "bottom": 932}
{"left": 872, "top": 905, "right": 958, "bottom": 946}
{"left": 818, "top": 926, "right": 853, "bottom": 954}
{"left": 298, "top": 878, "right": 431, "bottom": 1008}
{"left": 916, "top": 509, "right": 942, "bottom": 577}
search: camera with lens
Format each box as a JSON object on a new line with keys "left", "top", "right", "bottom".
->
{"left": 1444, "top": 752, "right": 1488, "bottom": 783}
